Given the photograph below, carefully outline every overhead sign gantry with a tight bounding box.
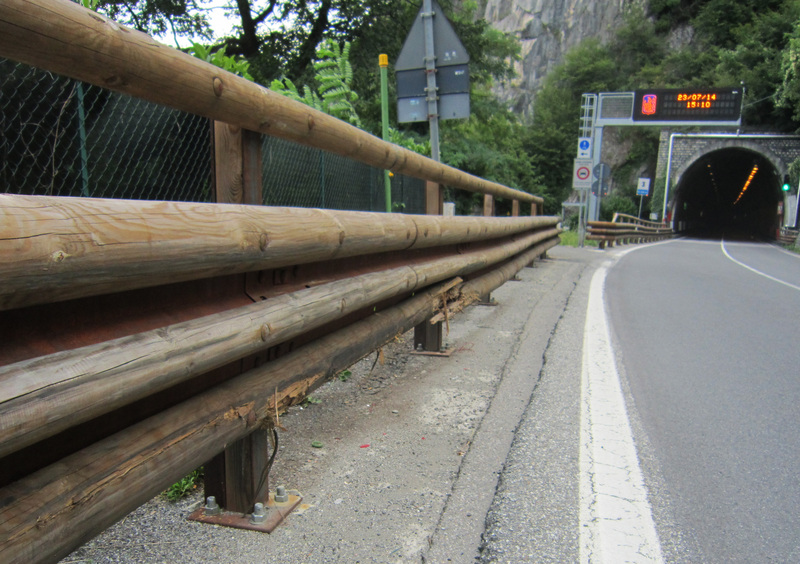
[573,87,744,234]
[594,87,743,127]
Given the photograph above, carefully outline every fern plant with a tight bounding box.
[270,39,433,157]
[271,40,361,127]
[189,42,254,81]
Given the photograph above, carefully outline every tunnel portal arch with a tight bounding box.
[669,140,785,240]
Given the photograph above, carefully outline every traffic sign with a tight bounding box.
[577,137,591,159]
[593,163,611,180]
[637,178,651,196]
[573,158,593,189]
[396,0,470,123]
[592,180,609,197]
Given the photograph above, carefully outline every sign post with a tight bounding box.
[396,1,469,353]
[572,158,592,245]
[637,177,650,218]
[582,87,743,223]
[379,54,391,212]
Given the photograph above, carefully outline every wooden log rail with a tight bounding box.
[778,227,798,246]
[0,194,552,311]
[0,193,561,563]
[0,233,556,563]
[0,194,559,458]
[0,1,559,560]
[0,0,542,210]
[587,213,673,249]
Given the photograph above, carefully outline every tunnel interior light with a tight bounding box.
[733,164,759,205]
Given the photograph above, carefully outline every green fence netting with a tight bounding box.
[1,58,425,213]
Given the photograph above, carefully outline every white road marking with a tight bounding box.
[580,259,664,564]
[721,240,800,292]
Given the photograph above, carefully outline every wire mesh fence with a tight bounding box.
[1,57,425,213]
[0,58,212,202]
[261,135,425,213]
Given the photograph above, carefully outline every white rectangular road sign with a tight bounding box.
[577,137,592,159]
[573,159,593,190]
[637,177,651,196]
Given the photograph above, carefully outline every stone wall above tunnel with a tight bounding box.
[655,131,800,186]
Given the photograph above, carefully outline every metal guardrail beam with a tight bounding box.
[0,235,560,564]
[0,219,559,458]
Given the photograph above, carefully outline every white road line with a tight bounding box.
[720,240,800,292]
[579,260,663,564]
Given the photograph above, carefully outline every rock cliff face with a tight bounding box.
[480,0,640,115]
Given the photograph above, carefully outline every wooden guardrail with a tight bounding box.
[777,227,798,246]
[0,1,556,562]
[587,212,673,249]
[0,198,559,564]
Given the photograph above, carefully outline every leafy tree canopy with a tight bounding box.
[92,0,211,43]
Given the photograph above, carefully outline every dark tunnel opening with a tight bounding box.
[671,148,783,240]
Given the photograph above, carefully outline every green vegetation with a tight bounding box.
[559,230,598,248]
[189,42,254,80]
[164,467,203,501]
[530,0,800,217]
[271,40,361,126]
[88,0,800,217]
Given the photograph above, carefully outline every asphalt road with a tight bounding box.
[605,239,800,563]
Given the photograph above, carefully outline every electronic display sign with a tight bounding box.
[633,88,742,123]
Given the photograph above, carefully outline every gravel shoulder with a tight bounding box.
[62,245,598,564]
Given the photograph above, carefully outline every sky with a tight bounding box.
[204,0,237,39]
[156,0,237,48]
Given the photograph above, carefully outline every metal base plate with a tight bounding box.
[188,493,302,533]
[409,348,453,357]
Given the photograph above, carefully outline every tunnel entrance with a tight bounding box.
[672,148,783,240]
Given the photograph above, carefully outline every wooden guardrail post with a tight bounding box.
[414,181,445,352]
[206,121,268,514]
[479,194,497,301]
[512,200,520,217]
[213,122,263,205]
[483,194,494,217]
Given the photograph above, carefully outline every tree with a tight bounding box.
[92,0,211,44]
[777,20,800,122]
[523,39,619,212]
